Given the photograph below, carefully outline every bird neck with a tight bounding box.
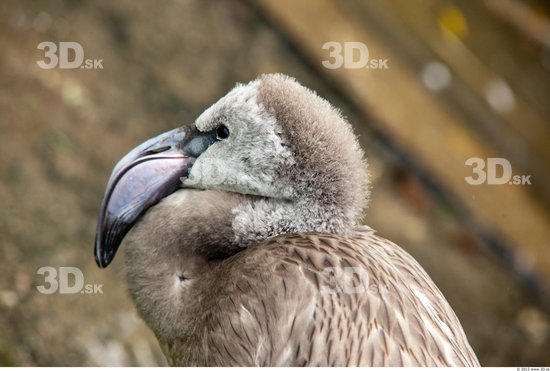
[231,193,354,248]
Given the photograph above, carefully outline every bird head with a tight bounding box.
[94,73,369,268]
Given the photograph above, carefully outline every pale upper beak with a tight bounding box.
[94,124,217,268]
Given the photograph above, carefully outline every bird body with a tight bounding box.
[95,74,479,366]
[124,190,478,366]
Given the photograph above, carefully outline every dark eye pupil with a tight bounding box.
[216,125,230,140]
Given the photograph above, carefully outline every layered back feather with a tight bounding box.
[165,226,479,366]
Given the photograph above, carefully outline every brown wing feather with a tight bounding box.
[179,226,479,366]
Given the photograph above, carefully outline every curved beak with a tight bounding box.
[94,124,216,268]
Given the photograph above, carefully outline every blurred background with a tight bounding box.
[0,0,549,366]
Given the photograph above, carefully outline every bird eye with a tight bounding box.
[216,125,230,140]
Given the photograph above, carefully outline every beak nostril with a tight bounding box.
[141,146,171,156]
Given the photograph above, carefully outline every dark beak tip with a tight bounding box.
[94,238,109,269]
[95,255,105,269]
[95,250,114,269]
